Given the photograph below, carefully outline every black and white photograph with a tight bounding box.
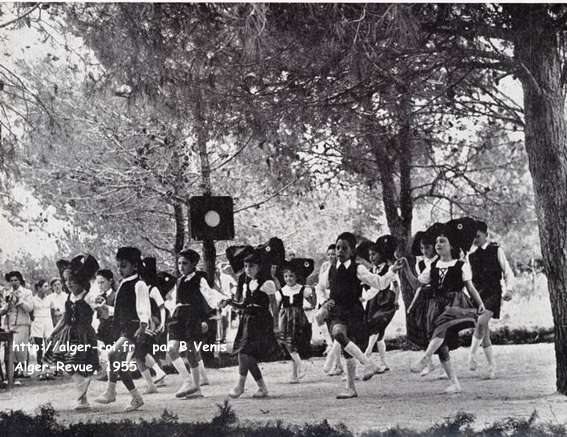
[0,2,565,436]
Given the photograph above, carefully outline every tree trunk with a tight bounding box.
[195,85,217,285]
[511,5,567,394]
[368,92,415,310]
[173,202,185,253]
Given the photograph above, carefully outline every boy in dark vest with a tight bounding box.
[95,247,150,412]
[468,221,514,379]
[319,232,404,399]
[167,249,226,399]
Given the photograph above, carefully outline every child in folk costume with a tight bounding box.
[467,220,515,379]
[95,247,150,412]
[221,249,279,399]
[151,270,176,383]
[318,232,404,399]
[94,270,117,346]
[278,258,315,383]
[167,249,225,399]
[44,255,100,410]
[137,257,168,393]
[361,236,400,372]
[317,244,344,376]
[402,222,485,393]
[406,229,441,377]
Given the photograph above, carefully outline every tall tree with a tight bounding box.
[412,3,567,394]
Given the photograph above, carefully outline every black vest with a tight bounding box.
[280,286,304,308]
[328,261,362,308]
[430,260,465,295]
[469,243,502,292]
[176,271,209,311]
[114,277,141,322]
[236,274,271,310]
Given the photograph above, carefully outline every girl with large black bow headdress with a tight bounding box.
[44,254,100,410]
[220,248,279,399]
[360,236,400,374]
[400,221,485,394]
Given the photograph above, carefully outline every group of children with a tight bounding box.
[26,216,514,409]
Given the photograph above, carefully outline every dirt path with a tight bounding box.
[0,343,564,433]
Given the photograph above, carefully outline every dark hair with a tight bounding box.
[63,269,92,291]
[96,269,116,290]
[96,269,114,281]
[437,233,461,259]
[5,271,25,286]
[35,279,48,292]
[327,244,336,251]
[476,220,488,234]
[336,232,357,251]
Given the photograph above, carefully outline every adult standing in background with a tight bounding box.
[50,277,67,327]
[1,271,34,380]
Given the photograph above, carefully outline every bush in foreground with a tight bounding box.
[0,403,565,437]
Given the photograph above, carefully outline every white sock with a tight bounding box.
[198,360,208,379]
[153,363,165,378]
[107,381,117,395]
[483,345,494,368]
[141,369,155,387]
[470,335,482,359]
[377,340,387,366]
[290,352,302,366]
[172,357,190,379]
[129,387,142,400]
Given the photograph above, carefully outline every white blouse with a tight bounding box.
[418,259,472,285]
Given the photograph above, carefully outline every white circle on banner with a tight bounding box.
[204,210,221,227]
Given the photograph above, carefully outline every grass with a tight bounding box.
[0,404,565,437]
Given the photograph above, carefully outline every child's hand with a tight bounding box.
[392,259,405,272]
[134,325,146,341]
[477,303,485,314]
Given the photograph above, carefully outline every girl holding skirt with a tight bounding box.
[401,224,485,393]
[44,255,100,410]
[221,249,278,399]
[361,236,400,372]
[278,258,314,383]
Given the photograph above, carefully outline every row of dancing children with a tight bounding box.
[44,247,225,411]
[42,219,512,409]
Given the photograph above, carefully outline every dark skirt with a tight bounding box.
[168,305,203,342]
[278,306,311,356]
[133,331,157,359]
[425,290,478,351]
[329,303,368,355]
[479,288,502,319]
[233,307,279,361]
[406,287,431,350]
[365,289,397,340]
[44,323,99,376]
[97,317,116,345]
[112,319,139,340]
